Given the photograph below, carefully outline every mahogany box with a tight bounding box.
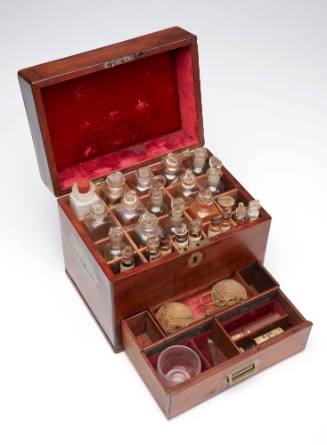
[18,27,312,418]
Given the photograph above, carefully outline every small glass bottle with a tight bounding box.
[103,171,125,204]
[217,195,235,232]
[120,246,135,272]
[82,201,114,241]
[136,166,151,194]
[209,156,222,170]
[247,200,261,221]
[188,188,218,222]
[159,234,172,256]
[192,147,208,175]
[163,152,181,182]
[104,226,126,260]
[189,219,202,246]
[148,175,167,216]
[175,223,188,248]
[115,190,143,225]
[169,197,185,234]
[69,177,100,219]
[134,212,163,245]
[235,202,247,223]
[207,214,223,237]
[146,235,161,262]
[207,167,223,195]
[179,169,197,198]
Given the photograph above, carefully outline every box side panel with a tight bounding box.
[168,322,312,418]
[58,204,118,350]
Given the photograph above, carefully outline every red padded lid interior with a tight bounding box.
[40,45,201,192]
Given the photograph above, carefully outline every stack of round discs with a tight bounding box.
[156,302,193,333]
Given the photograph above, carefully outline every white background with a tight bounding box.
[1,1,326,444]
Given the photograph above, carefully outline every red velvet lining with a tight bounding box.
[221,301,286,335]
[41,46,199,191]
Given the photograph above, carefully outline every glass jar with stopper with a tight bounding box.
[169,197,185,234]
[82,201,115,241]
[217,195,235,232]
[163,152,181,183]
[103,226,126,261]
[148,175,168,216]
[192,147,208,175]
[115,190,143,225]
[247,200,261,221]
[120,246,135,272]
[174,223,189,249]
[69,177,100,219]
[103,171,126,204]
[177,168,198,199]
[187,188,218,222]
[134,212,163,245]
[135,165,151,194]
[146,235,161,262]
[189,218,202,246]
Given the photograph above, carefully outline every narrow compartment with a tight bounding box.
[125,311,165,349]
[238,263,278,294]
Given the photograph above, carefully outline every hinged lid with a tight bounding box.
[18,27,204,196]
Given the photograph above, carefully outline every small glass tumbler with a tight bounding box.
[157,345,201,387]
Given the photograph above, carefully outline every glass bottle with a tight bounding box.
[169,197,185,234]
[247,200,261,221]
[235,202,247,223]
[120,246,135,272]
[188,188,218,222]
[103,171,125,204]
[209,156,222,170]
[207,167,223,195]
[82,201,114,241]
[207,214,223,237]
[146,235,161,262]
[104,226,126,261]
[69,177,100,219]
[217,195,235,232]
[115,190,143,225]
[134,212,163,245]
[189,219,202,246]
[159,234,172,256]
[163,152,181,182]
[179,169,197,198]
[175,223,188,248]
[148,175,167,216]
[136,166,151,194]
[192,147,208,175]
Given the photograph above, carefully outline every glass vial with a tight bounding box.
[115,190,143,225]
[188,188,217,222]
[163,152,181,182]
[169,197,185,234]
[146,235,161,262]
[207,167,223,195]
[120,246,135,272]
[175,223,188,248]
[180,169,197,198]
[235,202,247,222]
[148,175,167,216]
[103,171,125,204]
[105,226,125,260]
[209,156,222,170]
[83,201,114,242]
[159,234,172,256]
[192,147,208,175]
[136,166,151,194]
[69,177,100,219]
[217,195,235,232]
[189,219,202,246]
[134,212,163,245]
[207,214,223,237]
[247,200,261,221]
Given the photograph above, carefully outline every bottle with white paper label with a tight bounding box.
[69,177,100,219]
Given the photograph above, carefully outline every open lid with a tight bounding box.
[18,27,204,196]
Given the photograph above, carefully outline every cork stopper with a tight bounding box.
[76,177,90,193]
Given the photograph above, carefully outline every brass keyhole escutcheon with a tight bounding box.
[187,251,204,268]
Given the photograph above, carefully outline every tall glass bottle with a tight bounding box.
[169,197,185,234]
[179,169,198,198]
[207,167,223,195]
[163,152,181,182]
[189,219,202,246]
[103,171,125,204]
[83,201,115,241]
[104,226,126,261]
[134,212,163,245]
[192,147,208,175]
[175,223,188,248]
[115,190,143,225]
[148,175,167,216]
[136,166,151,194]
[217,195,235,232]
[69,177,100,219]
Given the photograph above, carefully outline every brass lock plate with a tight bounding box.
[187,251,204,268]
